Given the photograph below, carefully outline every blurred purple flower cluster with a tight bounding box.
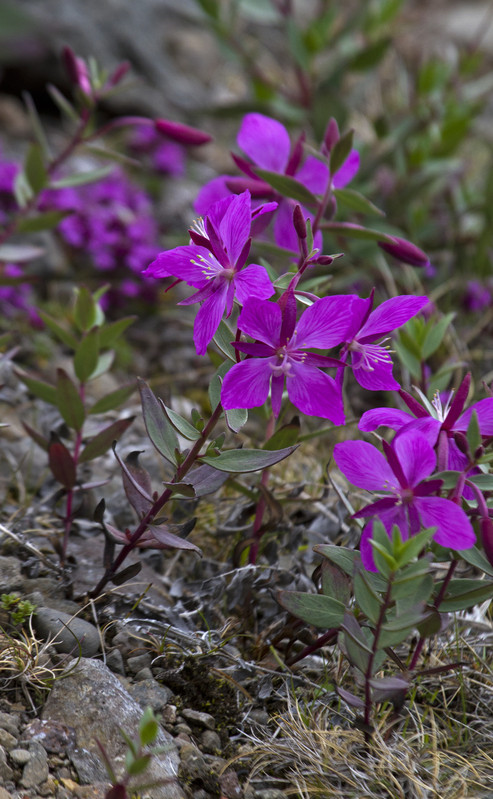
[128,124,186,177]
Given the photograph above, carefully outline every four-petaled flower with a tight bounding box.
[144,190,275,355]
[221,292,352,421]
[338,292,429,391]
[194,113,360,253]
[334,432,476,571]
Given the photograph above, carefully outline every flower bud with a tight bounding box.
[321,118,340,157]
[453,431,470,456]
[293,205,306,239]
[312,255,335,266]
[62,47,91,96]
[378,235,430,268]
[105,61,131,90]
[154,119,212,146]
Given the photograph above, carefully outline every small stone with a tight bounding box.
[0,556,23,592]
[9,747,31,765]
[0,729,17,751]
[219,768,243,799]
[111,628,137,657]
[182,708,215,730]
[38,777,58,796]
[128,677,173,711]
[248,710,269,726]
[126,653,152,673]
[201,729,221,754]
[179,743,207,781]
[22,719,77,754]
[255,791,286,799]
[0,712,19,737]
[193,791,208,799]
[105,648,125,675]
[134,666,154,681]
[162,704,177,724]
[0,788,14,799]
[174,733,192,747]
[33,607,100,657]
[0,745,13,781]
[175,722,192,735]
[20,741,49,788]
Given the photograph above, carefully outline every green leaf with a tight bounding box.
[13,169,33,207]
[111,562,142,586]
[263,417,300,450]
[78,416,134,463]
[466,409,481,457]
[24,143,48,194]
[254,168,319,205]
[48,434,76,489]
[320,560,351,605]
[74,287,98,332]
[74,327,100,383]
[139,708,159,746]
[162,404,201,441]
[322,222,390,242]
[89,382,136,415]
[37,312,78,350]
[333,188,384,217]
[98,316,136,348]
[422,313,455,359]
[394,339,421,381]
[46,84,78,120]
[50,165,114,189]
[22,91,51,159]
[330,129,353,176]
[225,407,248,433]
[342,612,372,673]
[460,546,493,578]
[432,470,462,489]
[126,753,152,777]
[379,608,428,649]
[392,561,433,599]
[200,445,297,473]
[138,379,178,466]
[396,527,436,566]
[354,570,383,624]
[467,473,493,490]
[56,368,85,432]
[438,578,493,611]
[15,369,57,405]
[22,421,49,452]
[17,210,70,233]
[88,351,114,380]
[277,590,345,629]
[349,38,390,71]
[313,544,358,577]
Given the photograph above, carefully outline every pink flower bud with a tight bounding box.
[293,205,306,239]
[62,46,91,95]
[154,119,212,146]
[378,236,430,268]
[321,118,340,156]
[105,61,131,90]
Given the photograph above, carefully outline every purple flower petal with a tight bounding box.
[219,190,251,263]
[333,149,360,188]
[238,298,281,347]
[193,176,234,216]
[193,283,228,355]
[358,295,428,341]
[234,264,274,304]
[273,199,300,253]
[392,432,436,488]
[221,357,273,410]
[237,113,291,173]
[333,440,397,491]
[457,398,493,436]
[358,407,415,432]
[397,416,442,447]
[287,363,345,423]
[295,155,329,195]
[352,349,400,391]
[415,496,476,550]
[296,295,356,350]
[144,245,211,286]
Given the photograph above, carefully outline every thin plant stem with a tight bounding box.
[408,558,458,671]
[363,578,393,740]
[89,401,224,598]
[249,413,275,564]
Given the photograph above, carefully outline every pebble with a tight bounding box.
[105,648,125,675]
[0,789,13,799]
[20,741,49,788]
[128,677,173,711]
[0,555,23,592]
[9,748,31,765]
[134,666,154,681]
[0,730,17,751]
[0,745,13,781]
[0,712,19,737]
[126,652,152,673]
[175,722,193,735]
[201,729,221,754]
[182,708,215,730]
[33,607,100,657]
[255,791,286,799]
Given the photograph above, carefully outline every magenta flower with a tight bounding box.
[194,113,359,253]
[221,292,352,421]
[338,292,429,391]
[144,190,275,355]
[333,432,476,571]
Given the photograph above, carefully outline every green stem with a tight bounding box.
[249,413,275,564]
[364,578,393,739]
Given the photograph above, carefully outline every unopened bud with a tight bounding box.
[378,235,430,268]
[293,205,307,239]
[311,255,334,266]
[155,119,212,146]
[62,46,91,96]
[475,444,485,460]
[321,118,340,156]
[453,431,470,456]
[105,60,131,90]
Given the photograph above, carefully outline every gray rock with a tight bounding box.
[105,648,125,675]
[33,607,100,657]
[181,708,215,730]
[0,745,13,781]
[201,730,221,754]
[9,748,31,765]
[20,742,49,789]
[126,653,152,674]
[43,657,183,798]
[0,712,19,737]
[0,556,22,592]
[128,677,173,711]
[0,729,17,751]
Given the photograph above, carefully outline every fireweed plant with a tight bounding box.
[4,49,493,737]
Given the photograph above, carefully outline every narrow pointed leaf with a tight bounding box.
[74,327,100,382]
[330,129,353,176]
[200,445,297,473]
[79,417,135,463]
[354,570,382,624]
[254,168,319,205]
[74,287,98,332]
[438,578,493,611]
[22,421,49,452]
[263,417,300,450]
[225,407,248,433]
[56,369,85,431]
[333,188,384,216]
[48,435,76,489]
[37,312,78,349]
[111,562,142,586]
[313,544,359,576]
[24,143,48,194]
[15,370,57,405]
[51,165,114,189]
[138,378,178,466]
[89,382,136,414]
[98,316,136,348]
[161,403,201,441]
[17,210,71,233]
[277,590,345,628]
